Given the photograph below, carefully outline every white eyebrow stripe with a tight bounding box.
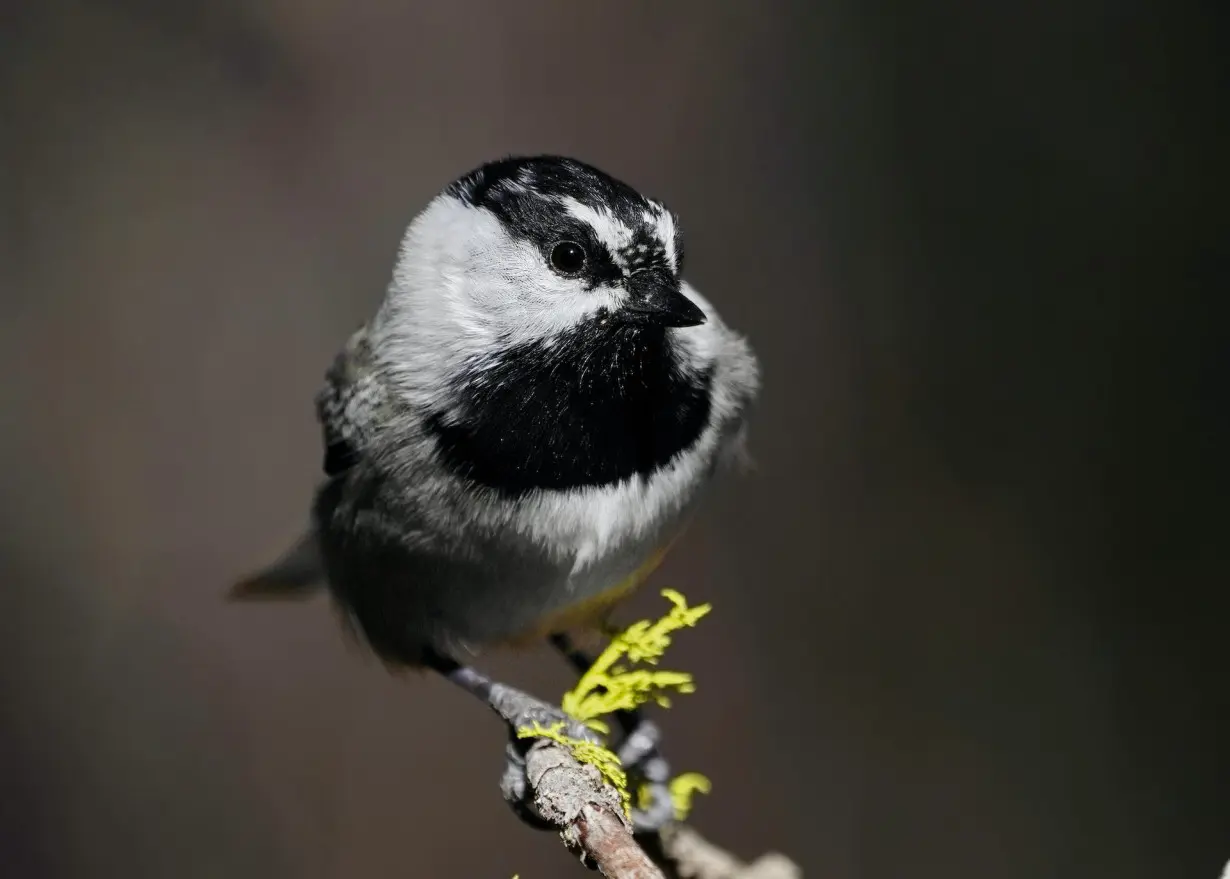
[653,210,678,271]
[560,194,681,273]
[559,196,635,263]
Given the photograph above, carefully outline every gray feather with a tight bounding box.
[229,530,324,599]
[232,158,762,665]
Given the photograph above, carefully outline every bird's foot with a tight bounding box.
[497,699,676,833]
[492,683,601,830]
[423,649,595,829]
[425,647,678,833]
[494,683,681,833]
[545,632,679,833]
[615,714,677,834]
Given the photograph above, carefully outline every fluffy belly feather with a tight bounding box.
[499,539,676,647]
[315,454,706,665]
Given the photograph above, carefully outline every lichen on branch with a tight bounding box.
[517,588,714,819]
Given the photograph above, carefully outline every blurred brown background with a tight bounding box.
[1,1,1225,877]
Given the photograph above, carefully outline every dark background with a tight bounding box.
[1,1,1225,877]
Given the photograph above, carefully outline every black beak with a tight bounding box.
[621,270,707,328]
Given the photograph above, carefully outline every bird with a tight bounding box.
[231,155,760,829]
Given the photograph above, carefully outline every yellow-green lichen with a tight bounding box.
[635,770,712,821]
[517,589,714,819]
[668,772,712,820]
[515,720,629,812]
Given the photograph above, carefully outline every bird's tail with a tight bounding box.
[228,529,325,600]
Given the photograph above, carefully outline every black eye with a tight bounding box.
[550,241,587,275]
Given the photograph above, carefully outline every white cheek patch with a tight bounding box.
[390,196,628,352]
[468,234,623,342]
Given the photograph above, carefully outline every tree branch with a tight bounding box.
[520,738,802,879]
[650,824,803,879]
[523,738,664,878]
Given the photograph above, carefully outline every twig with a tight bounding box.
[519,738,802,879]
[649,824,802,879]
[523,738,665,878]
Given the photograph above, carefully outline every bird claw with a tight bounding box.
[488,683,601,830]
[617,717,677,833]
[630,779,676,834]
[488,680,601,743]
[499,723,676,834]
[424,650,660,832]
[499,738,556,830]
[491,689,676,834]
[430,650,679,834]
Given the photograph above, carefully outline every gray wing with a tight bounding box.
[229,326,385,600]
[315,324,387,477]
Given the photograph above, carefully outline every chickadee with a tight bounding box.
[232,155,760,828]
